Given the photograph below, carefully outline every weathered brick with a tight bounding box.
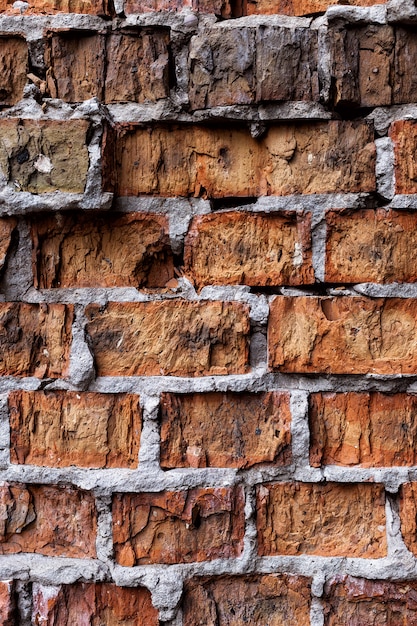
[85,301,249,376]
[269,296,417,375]
[310,392,417,467]
[9,390,141,468]
[182,574,311,626]
[0,218,17,274]
[0,581,15,626]
[245,0,383,15]
[189,26,318,109]
[31,212,174,288]
[0,303,72,378]
[394,27,417,105]
[0,483,96,558]
[0,37,28,107]
[160,391,292,469]
[323,576,417,625]
[112,487,244,565]
[391,121,417,194]
[325,209,417,283]
[124,0,231,15]
[400,483,417,557]
[105,31,170,103]
[184,211,313,288]
[330,26,394,108]
[33,582,158,625]
[105,121,375,198]
[257,482,387,557]
[46,32,106,101]
[0,119,89,193]
[0,0,112,14]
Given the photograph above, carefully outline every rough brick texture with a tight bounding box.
[323,577,417,625]
[31,212,174,288]
[46,30,169,103]
[184,211,314,288]
[160,391,292,468]
[106,121,375,197]
[245,0,383,15]
[112,487,245,565]
[189,26,319,109]
[9,390,141,468]
[0,582,15,626]
[0,37,28,107]
[269,296,417,374]
[32,583,158,625]
[0,483,96,557]
[0,119,89,193]
[0,303,72,377]
[85,301,250,376]
[325,209,417,283]
[182,574,312,626]
[0,0,112,12]
[391,121,417,194]
[257,482,387,557]
[310,392,417,467]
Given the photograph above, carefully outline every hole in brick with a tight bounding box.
[210,197,257,211]
[191,504,202,529]
[228,0,246,17]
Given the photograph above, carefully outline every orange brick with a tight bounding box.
[160,391,292,469]
[268,296,417,375]
[245,0,383,15]
[112,487,244,565]
[391,121,417,194]
[9,390,141,468]
[184,211,314,288]
[0,0,112,14]
[310,392,417,467]
[105,31,170,103]
[85,301,249,377]
[0,218,17,273]
[33,583,158,625]
[183,574,311,626]
[325,209,417,283]
[0,303,72,378]
[124,0,231,15]
[0,582,14,626]
[399,483,417,557]
[0,119,89,193]
[257,482,387,558]
[31,212,174,288]
[46,32,106,101]
[323,576,417,625]
[105,121,375,198]
[0,37,28,106]
[0,483,96,558]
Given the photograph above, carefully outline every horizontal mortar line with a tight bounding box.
[0,191,113,216]
[0,554,108,582]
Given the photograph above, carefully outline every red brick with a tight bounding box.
[0,483,96,558]
[310,392,417,467]
[160,391,292,469]
[323,576,417,625]
[46,32,106,101]
[391,121,417,194]
[183,574,311,626]
[31,212,174,288]
[257,482,387,557]
[268,296,417,375]
[245,0,383,14]
[325,209,417,284]
[399,483,417,557]
[9,390,141,468]
[105,121,375,198]
[33,582,158,625]
[105,31,170,103]
[0,303,72,378]
[85,301,249,377]
[0,0,112,14]
[112,487,244,565]
[184,211,314,288]
[124,0,231,15]
[0,218,17,274]
[0,119,90,193]
[0,581,15,626]
[0,37,28,106]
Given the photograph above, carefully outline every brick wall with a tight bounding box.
[0,0,416,622]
